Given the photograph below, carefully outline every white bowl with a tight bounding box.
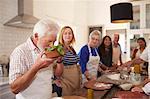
[119,83,133,90]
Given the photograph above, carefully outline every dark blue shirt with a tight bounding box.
[78,45,98,74]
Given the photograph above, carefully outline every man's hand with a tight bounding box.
[121,61,132,67]
[131,86,143,93]
[56,57,63,63]
[33,52,55,70]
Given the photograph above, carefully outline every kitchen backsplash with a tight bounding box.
[0,0,32,56]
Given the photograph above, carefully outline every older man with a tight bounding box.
[112,34,122,66]
[9,18,63,99]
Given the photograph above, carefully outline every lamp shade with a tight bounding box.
[110,2,133,23]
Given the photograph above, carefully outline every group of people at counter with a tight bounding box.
[8,18,150,99]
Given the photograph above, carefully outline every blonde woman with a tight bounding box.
[58,26,80,96]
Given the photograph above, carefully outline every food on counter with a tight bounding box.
[106,73,120,80]
[94,82,112,88]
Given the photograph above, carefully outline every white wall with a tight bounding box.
[33,0,131,52]
[0,0,132,57]
[0,0,32,56]
[34,0,88,52]
[87,0,129,36]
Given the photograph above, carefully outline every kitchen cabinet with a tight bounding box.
[0,83,15,99]
[130,1,150,29]
[125,1,150,60]
[130,5,140,29]
[146,4,150,28]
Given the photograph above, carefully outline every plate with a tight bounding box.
[84,80,113,90]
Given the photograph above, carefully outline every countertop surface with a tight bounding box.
[0,77,9,86]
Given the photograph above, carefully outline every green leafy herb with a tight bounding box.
[45,44,65,56]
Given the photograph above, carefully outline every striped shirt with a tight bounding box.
[9,37,40,84]
[63,50,80,66]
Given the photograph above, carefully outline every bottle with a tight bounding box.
[130,66,141,85]
[87,89,94,99]
[130,67,135,82]
[120,67,129,80]
[134,64,141,74]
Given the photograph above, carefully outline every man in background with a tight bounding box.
[112,33,122,66]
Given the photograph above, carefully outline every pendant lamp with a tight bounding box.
[111,2,133,23]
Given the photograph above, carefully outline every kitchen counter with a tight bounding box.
[0,77,15,99]
[0,77,9,86]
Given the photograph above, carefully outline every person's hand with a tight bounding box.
[109,66,117,71]
[56,56,63,63]
[90,76,97,81]
[85,71,90,79]
[117,66,124,71]
[121,61,132,67]
[103,69,111,73]
[33,52,56,70]
[112,63,118,67]
[54,79,62,87]
[84,71,96,80]
[131,86,143,93]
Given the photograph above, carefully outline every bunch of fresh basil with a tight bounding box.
[45,44,65,56]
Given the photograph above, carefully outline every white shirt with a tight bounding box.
[142,82,150,95]
[140,44,150,78]
[139,44,150,95]
[113,44,121,65]
[9,38,53,99]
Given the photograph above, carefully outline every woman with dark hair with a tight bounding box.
[98,36,113,67]
[97,36,116,76]
[131,37,147,59]
[131,37,148,75]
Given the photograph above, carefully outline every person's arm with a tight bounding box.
[119,44,123,65]
[54,57,64,77]
[119,52,123,65]
[10,52,55,94]
[132,81,150,95]
[78,45,89,74]
[131,48,138,60]
[139,78,150,87]
[99,61,108,70]
[131,57,145,66]
[121,57,144,67]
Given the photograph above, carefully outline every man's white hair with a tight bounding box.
[33,18,60,37]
